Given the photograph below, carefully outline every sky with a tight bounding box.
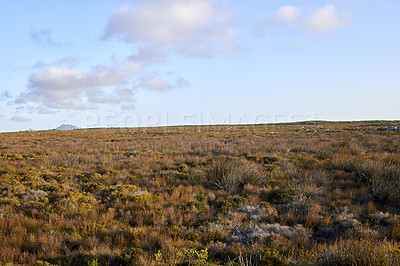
[0,0,399,132]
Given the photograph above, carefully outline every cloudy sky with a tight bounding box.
[1,0,399,131]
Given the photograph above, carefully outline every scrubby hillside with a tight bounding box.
[1,122,400,265]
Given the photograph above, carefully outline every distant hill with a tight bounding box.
[56,124,80,131]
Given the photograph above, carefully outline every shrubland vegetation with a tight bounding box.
[0,121,400,265]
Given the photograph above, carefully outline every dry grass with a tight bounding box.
[0,122,399,265]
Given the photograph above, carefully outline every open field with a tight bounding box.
[1,121,400,265]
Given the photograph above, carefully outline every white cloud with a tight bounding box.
[30,28,68,47]
[121,104,136,110]
[36,106,56,114]
[33,56,79,70]
[142,79,171,91]
[276,6,302,22]
[175,77,190,88]
[17,59,141,110]
[0,90,11,100]
[138,76,190,91]
[303,5,350,33]
[257,4,352,35]
[55,56,79,67]
[128,46,168,64]
[102,0,239,58]
[11,115,31,122]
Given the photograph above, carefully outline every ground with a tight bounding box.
[1,121,400,265]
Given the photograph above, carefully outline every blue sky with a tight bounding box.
[0,0,399,131]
